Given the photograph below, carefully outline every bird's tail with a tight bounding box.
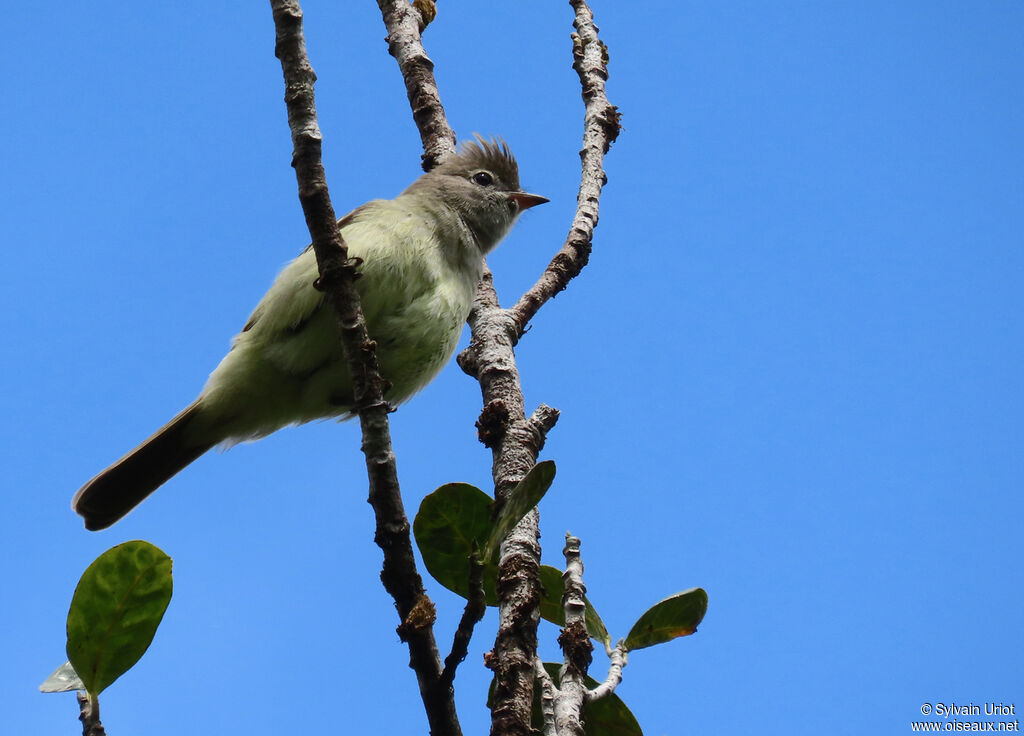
[73,401,215,530]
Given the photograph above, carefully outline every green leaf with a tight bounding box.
[413,483,499,604]
[489,663,643,736]
[66,540,173,696]
[485,460,556,560]
[538,565,611,647]
[413,479,610,649]
[39,661,85,693]
[624,588,707,651]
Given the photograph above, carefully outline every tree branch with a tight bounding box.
[373,2,615,733]
[535,658,558,736]
[454,267,545,736]
[455,1,618,732]
[439,551,487,689]
[552,533,591,736]
[76,693,105,736]
[269,3,459,734]
[376,0,456,169]
[585,641,627,702]
[509,0,621,333]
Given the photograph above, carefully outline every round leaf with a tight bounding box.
[413,483,499,604]
[624,588,707,651]
[66,540,173,696]
[413,481,610,647]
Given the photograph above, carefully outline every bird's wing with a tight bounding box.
[240,202,375,335]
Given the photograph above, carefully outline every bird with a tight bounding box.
[73,137,547,530]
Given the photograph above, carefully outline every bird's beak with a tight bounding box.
[509,192,549,211]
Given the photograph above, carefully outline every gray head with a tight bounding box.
[405,137,548,253]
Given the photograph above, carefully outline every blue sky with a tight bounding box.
[3,2,1021,734]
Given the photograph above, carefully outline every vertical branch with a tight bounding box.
[535,659,558,736]
[373,1,618,733]
[456,1,618,733]
[459,271,550,736]
[269,2,460,734]
[76,693,105,736]
[553,533,592,736]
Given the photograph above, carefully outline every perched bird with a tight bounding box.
[73,138,547,530]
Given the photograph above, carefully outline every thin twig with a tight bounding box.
[269,3,459,734]
[553,533,592,736]
[586,641,628,702]
[439,551,487,688]
[509,0,621,333]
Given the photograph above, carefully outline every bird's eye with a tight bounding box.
[471,171,494,186]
